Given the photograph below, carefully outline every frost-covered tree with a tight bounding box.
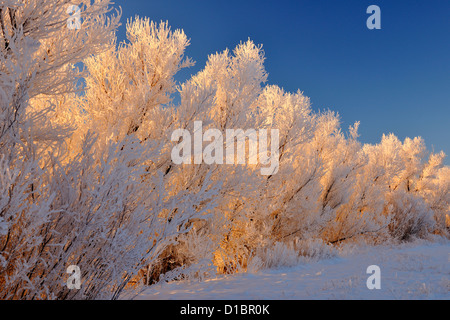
[0,3,214,299]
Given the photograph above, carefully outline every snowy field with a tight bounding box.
[132,240,449,300]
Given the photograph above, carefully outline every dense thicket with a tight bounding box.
[1,1,448,299]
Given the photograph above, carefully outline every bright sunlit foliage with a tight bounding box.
[0,1,448,299]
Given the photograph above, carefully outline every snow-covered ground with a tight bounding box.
[132,240,449,300]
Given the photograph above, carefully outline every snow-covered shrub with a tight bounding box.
[387,191,435,241]
[247,239,336,272]
[247,242,301,272]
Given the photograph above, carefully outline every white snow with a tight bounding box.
[132,240,449,300]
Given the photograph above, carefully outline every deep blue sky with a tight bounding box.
[113,0,450,163]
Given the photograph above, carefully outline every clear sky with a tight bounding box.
[113,0,450,163]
